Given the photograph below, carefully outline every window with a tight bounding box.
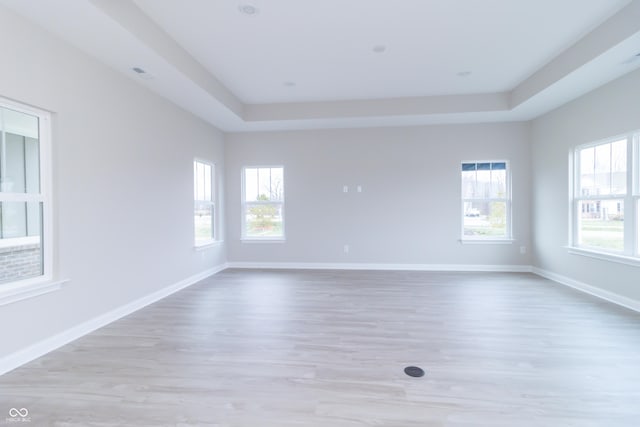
[461,161,511,240]
[0,99,51,286]
[194,160,215,246]
[242,166,284,240]
[572,133,639,258]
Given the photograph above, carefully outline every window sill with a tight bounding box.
[0,236,40,249]
[241,238,286,244]
[194,240,224,251]
[566,246,640,268]
[0,278,69,307]
[459,238,514,245]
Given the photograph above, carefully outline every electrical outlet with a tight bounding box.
[520,246,526,255]
[344,244,350,253]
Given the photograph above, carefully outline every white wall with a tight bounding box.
[0,7,226,359]
[531,68,640,303]
[225,123,531,267]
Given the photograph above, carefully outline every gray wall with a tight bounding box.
[0,7,226,358]
[225,123,531,266]
[531,68,640,302]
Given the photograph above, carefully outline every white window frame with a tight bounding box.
[460,160,513,243]
[193,159,216,248]
[570,132,639,264]
[241,165,285,241]
[0,97,63,307]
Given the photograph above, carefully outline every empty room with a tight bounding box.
[1,0,640,425]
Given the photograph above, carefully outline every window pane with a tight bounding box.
[244,168,258,202]
[194,161,212,202]
[193,161,213,201]
[462,169,476,198]
[194,161,214,244]
[463,201,507,237]
[194,161,201,200]
[25,137,40,194]
[477,168,491,198]
[258,168,271,200]
[3,107,39,139]
[594,143,611,195]
[2,134,41,194]
[5,133,26,193]
[579,147,595,196]
[245,203,283,238]
[0,201,43,284]
[1,200,26,238]
[270,167,284,201]
[491,168,506,198]
[578,199,624,251]
[194,202,213,244]
[1,108,40,194]
[637,143,640,194]
[203,163,212,201]
[610,139,626,195]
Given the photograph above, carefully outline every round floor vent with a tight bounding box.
[404,366,425,377]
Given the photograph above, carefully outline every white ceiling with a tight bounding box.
[1,0,640,132]
[135,0,630,103]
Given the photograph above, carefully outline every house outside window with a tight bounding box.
[461,161,511,241]
[572,134,639,258]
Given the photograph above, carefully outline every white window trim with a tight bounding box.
[569,132,639,262]
[460,160,513,243]
[0,278,69,307]
[0,97,58,305]
[634,133,640,256]
[459,239,514,245]
[566,246,640,268]
[194,240,224,251]
[241,165,285,242]
[193,159,218,248]
[240,238,286,244]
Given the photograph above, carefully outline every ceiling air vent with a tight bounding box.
[131,67,154,80]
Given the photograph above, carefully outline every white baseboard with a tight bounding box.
[532,267,640,313]
[227,261,533,273]
[0,264,227,376]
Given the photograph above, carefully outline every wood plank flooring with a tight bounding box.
[1,269,639,426]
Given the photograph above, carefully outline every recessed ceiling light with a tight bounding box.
[238,4,259,15]
[283,81,296,87]
[457,71,472,77]
[372,45,387,53]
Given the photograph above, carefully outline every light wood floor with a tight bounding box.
[1,269,640,426]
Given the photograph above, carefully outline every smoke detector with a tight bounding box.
[238,4,259,15]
